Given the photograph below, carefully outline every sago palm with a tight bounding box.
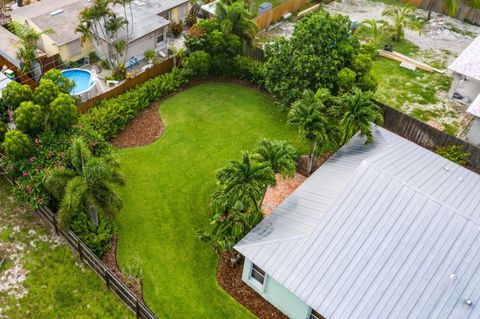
[338,88,384,145]
[253,139,298,179]
[213,152,275,212]
[43,139,125,229]
[288,90,331,174]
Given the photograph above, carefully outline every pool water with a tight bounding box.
[61,69,95,95]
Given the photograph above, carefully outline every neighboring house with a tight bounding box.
[11,0,190,64]
[235,127,480,319]
[0,25,22,68]
[0,71,12,97]
[10,0,92,62]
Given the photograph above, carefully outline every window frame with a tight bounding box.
[308,309,325,319]
[249,263,266,288]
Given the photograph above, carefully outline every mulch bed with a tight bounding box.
[217,253,288,319]
[102,235,143,300]
[111,102,164,148]
[297,152,333,176]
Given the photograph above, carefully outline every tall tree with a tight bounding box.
[212,152,275,212]
[216,1,258,48]
[337,88,384,145]
[43,139,124,229]
[9,22,52,74]
[76,0,133,78]
[288,90,332,175]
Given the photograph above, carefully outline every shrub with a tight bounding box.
[435,145,470,166]
[48,93,78,132]
[169,20,184,37]
[337,67,356,92]
[80,67,190,139]
[186,13,197,27]
[2,130,33,160]
[144,49,157,62]
[88,51,99,63]
[2,81,34,110]
[42,69,75,94]
[231,55,265,85]
[70,211,114,257]
[183,51,211,78]
[14,101,44,136]
[34,79,60,107]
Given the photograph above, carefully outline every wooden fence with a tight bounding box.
[402,0,480,25]
[253,0,311,30]
[77,57,175,114]
[374,100,480,169]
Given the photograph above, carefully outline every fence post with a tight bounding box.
[77,238,83,260]
[105,268,110,288]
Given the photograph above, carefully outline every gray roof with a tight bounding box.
[0,72,12,97]
[0,25,21,67]
[236,127,480,319]
[11,0,83,19]
[449,35,480,81]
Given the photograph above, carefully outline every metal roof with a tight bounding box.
[449,35,480,81]
[235,126,480,319]
[0,25,21,67]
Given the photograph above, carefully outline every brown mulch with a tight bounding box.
[297,152,333,176]
[217,254,288,319]
[262,174,307,216]
[102,235,143,300]
[110,102,164,148]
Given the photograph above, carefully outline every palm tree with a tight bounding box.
[338,88,384,145]
[213,152,275,212]
[426,0,462,20]
[382,5,421,42]
[216,1,258,48]
[253,139,297,178]
[357,19,390,48]
[43,139,124,229]
[288,90,331,175]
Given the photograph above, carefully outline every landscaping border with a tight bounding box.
[1,174,159,319]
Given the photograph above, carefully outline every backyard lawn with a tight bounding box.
[115,83,306,318]
[0,178,132,319]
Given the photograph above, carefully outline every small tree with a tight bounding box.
[48,93,79,132]
[42,69,75,94]
[288,90,332,174]
[34,79,60,107]
[357,19,390,48]
[2,81,34,110]
[9,22,52,74]
[337,88,384,145]
[43,138,124,229]
[14,101,44,136]
[253,139,297,178]
[216,1,258,48]
[2,130,32,160]
[382,5,421,42]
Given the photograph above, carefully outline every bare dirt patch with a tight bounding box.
[217,254,287,319]
[111,102,164,148]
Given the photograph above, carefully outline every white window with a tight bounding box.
[178,4,188,19]
[309,309,324,319]
[250,264,265,285]
[157,33,164,45]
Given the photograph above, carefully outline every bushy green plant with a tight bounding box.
[183,50,211,78]
[231,55,264,85]
[0,120,6,143]
[34,79,60,107]
[186,13,197,27]
[2,81,34,110]
[14,101,44,136]
[144,49,157,62]
[48,93,78,132]
[337,67,356,93]
[70,211,114,257]
[435,145,470,166]
[42,69,75,94]
[2,130,33,160]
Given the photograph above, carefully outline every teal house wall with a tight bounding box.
[242,258,311,319]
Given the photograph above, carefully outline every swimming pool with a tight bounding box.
[61,69,96,95]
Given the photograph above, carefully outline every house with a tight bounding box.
[235,126,480,319]
[10,0,91,62]
[0,71,12,97]
[11,0,190,64]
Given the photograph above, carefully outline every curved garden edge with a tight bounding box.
[110,78,270,148]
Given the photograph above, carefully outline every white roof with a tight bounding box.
[236,127,480,319]
[468,94,480,117]
[0,73,12,98]
[449,35,480,81]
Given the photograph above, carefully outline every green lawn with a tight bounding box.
[0,178,132,319]
[115,83,305,318]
